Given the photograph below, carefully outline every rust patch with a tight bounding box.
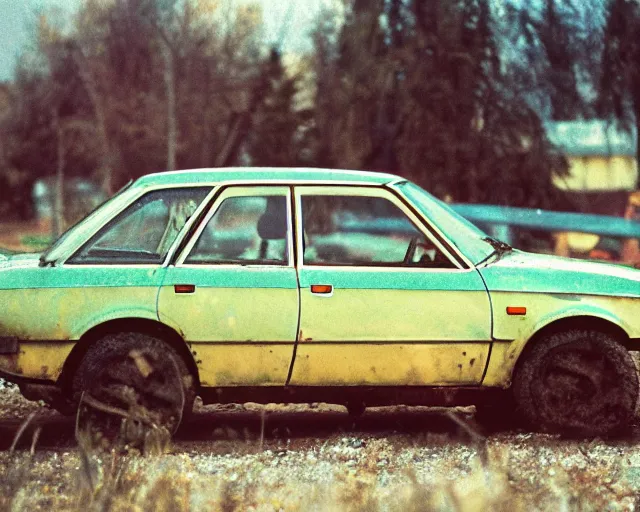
[297,329,313,342]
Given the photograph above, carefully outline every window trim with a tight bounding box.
[388,182,476,268]
[64,185,213,267]
[59,184,215,267]
[293,186,463,270]
[176,185,294,268]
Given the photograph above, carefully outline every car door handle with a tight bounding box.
[174,284,196,294]
[310,284,333,296]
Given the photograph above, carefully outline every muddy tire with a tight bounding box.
[513,329,639,437]
[73,333,195,450]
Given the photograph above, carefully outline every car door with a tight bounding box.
[157,186,299,387]
[288,186,492,386]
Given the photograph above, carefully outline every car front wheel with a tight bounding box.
[513,329,639,437]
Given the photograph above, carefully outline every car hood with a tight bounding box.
[479,250,640,298]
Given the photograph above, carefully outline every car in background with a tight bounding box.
[0,168,638,447]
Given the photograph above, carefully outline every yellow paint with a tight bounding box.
[289,343,487,385]
[289,288,492,385]
[158,287,298,341]
[15,341,75,381]
[298,289,491,342]
[553,155,637,191]
[158,271,298,387]
[481,342,514,387]
[192,343,294,386]
[0,287,159,341]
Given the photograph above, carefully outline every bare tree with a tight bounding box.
[51,107,65,238]
[72,46,115,193]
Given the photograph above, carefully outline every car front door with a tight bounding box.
[157,186,299,387]
[288,186,492,386]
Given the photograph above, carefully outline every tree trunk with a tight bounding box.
[200,60,213,167]
[52,109,65,239]
[73,48,113,194]
[215,113,247,167]
[215,74,268,167]
[635,96,640,190]
[160,39,177,171]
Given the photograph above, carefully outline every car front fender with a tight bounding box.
[483,293,635,387]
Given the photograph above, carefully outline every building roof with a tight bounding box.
[134,167,403,187]
[546,120,637,157]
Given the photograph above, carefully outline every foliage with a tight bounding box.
[599,0,640,166]
[499,0,605,121]
[1,0,638,218]
[0,0,270,222]
[309,0,567,207]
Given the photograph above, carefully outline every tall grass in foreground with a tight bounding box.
[2,444,611,511]
[2,409,634,512]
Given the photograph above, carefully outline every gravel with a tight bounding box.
[2,387,640,511]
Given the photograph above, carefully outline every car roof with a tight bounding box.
[134,167,403,188]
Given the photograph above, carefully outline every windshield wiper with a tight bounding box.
[475,237,513,267]
[483,237,512,253]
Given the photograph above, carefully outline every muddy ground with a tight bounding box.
[2,382,640,511]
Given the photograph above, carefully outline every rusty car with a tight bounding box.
[0,168,639,443]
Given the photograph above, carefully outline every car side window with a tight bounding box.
[68,187,210,264]
[301,195,456,268]
[184,195,288,265]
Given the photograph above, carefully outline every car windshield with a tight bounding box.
[39,181,133,265]
[396,181,494,265]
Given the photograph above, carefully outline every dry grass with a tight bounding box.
[1,386,639,510]
[2,413,639,511]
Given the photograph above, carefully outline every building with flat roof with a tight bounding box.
[547,120,637,192]
[547,120,638,217]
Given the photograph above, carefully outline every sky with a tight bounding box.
[0,0,333,81]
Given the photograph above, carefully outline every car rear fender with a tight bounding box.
[58,316,199,391]
[68,308,160,340]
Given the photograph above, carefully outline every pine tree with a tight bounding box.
[599,0,640,182]
[248,49,302,167]
[309,0,565,207]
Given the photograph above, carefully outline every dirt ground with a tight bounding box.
[2,382,640,511]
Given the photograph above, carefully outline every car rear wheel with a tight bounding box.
[73,333,195,451]
[513,329,639,437]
